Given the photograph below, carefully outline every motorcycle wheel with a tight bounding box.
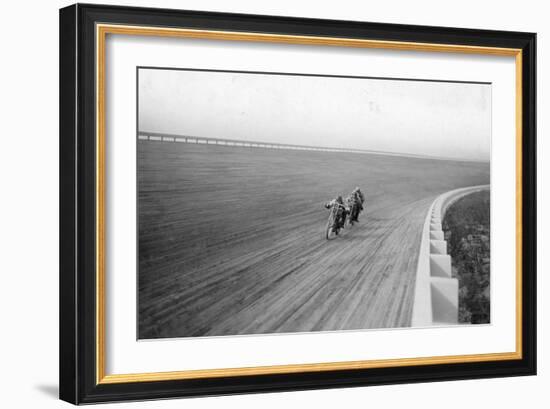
[344,208,353,229]
[325,213,337,240]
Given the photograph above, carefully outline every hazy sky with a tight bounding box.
[138,68,491,161]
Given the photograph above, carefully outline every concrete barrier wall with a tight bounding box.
[411,185,490,327]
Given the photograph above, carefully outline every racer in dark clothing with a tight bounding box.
[324,195,348,233]
[349,187,365,222]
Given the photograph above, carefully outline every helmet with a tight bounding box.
[337,195,343,203]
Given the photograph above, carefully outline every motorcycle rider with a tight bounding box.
[350,187,365,222]
[324,195,348,233]
[345,194,358,225]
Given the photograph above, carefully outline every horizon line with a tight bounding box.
[137,131,490,164]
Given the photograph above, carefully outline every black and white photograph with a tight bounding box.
[137,67,491,340]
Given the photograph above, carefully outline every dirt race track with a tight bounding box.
[138,141,489,339]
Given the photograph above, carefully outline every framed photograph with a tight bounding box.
[59,3,536,404]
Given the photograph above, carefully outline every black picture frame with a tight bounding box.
[60,3,536,404]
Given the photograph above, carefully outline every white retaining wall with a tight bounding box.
[411,185,490,327]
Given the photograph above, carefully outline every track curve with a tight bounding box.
[138,142,489,339]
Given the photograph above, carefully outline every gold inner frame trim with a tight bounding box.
[96,23,523,385]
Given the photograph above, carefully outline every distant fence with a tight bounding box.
[138,131,391,155]
[137,131,476,162]
[411,185,490,327]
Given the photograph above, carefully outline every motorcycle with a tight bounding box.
[347,200,359,226]
[325,202,349,240]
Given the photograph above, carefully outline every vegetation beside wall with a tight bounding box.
[443,191,490,324]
